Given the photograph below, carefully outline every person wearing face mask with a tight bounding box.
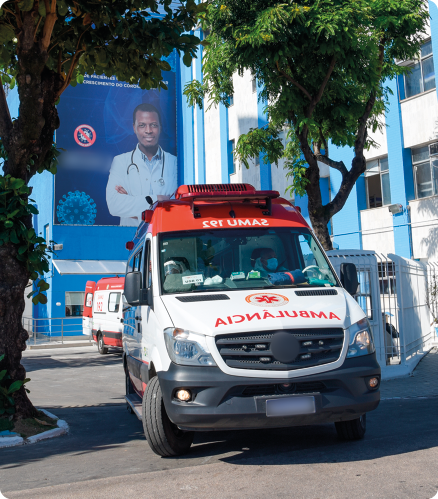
[254,248,287,277]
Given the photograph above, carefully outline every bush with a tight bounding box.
[0,354,30,417]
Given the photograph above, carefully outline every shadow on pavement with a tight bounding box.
[22,351,123,373]
[1,398,437,476]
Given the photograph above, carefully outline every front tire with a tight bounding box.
[97,333,108,355]
[335,414,366,440]
[142,376,194,457]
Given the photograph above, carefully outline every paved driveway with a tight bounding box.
[1,346,438,498]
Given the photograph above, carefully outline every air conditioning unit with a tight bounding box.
[53,244,63,251]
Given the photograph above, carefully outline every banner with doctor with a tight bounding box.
[54,53,177,226]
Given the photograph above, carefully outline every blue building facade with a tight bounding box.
[8,2,438,326]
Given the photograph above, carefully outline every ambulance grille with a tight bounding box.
[241,381,326,397]
[295,289,338,296]
[186,183,249,193]
[215,328,344,371]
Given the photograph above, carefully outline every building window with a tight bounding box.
[65,292,85,317]
[228,139,236,175]
[228,94,234,106]
[365,157,391,208]
[412,143,438,199]
[252,78,257,93]
[404,40,436,99]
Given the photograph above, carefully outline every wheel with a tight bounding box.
[97,333,108,355]
[142,376,194,457]
[335,414,366,440]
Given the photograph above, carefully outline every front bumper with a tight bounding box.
[158,354,381,431]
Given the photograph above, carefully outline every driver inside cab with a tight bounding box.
[254,248,287,277]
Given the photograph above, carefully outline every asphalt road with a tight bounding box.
[1,346,437,499]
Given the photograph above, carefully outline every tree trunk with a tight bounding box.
[0,243,36,419]
[309,214,332,251]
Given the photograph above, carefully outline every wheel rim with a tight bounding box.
[99,337,103,349]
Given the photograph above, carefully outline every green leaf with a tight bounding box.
[7,380,23,394]
[0,25,15,43]
[0,370,6,381]
[17,0,34,11]
[4,220,13,228]
[182,52,192,67]
[57,0,68,16]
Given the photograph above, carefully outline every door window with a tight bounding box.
[108,293,121,313]
[85,292,93,307]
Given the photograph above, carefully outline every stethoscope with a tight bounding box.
[127,146,166,186]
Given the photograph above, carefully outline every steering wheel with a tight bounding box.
[302,265,324,280]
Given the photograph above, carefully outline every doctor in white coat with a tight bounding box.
[106,103,177,226]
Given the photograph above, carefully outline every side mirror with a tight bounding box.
[124,271,142,305]
[340,263,359,296]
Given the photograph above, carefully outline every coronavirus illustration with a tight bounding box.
[56,191,97,225]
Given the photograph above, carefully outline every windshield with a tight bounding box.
[159,227,339,294]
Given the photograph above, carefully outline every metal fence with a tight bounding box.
[23,316,93,346]
[327,250,435,376]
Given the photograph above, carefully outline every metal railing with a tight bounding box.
[23,316,93,346]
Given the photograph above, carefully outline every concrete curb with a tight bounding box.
[0,409,69,449]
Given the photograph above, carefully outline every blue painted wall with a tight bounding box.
[330,143,365,249]
[219,103,229,183]
[385,77,413,258]
[178,53,195,185]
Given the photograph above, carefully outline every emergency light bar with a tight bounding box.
[175,183,280,217]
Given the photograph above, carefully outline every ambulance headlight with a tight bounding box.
[346,318,375,358]
[164,328,217,367]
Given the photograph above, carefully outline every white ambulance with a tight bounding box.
[123,184,380,457]
[82,277,125,354]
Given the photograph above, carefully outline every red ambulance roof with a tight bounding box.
[148,184,308,237]
[95,277,125,291]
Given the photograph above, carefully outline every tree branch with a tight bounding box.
[56,26,90,96]
[14,0,22,28]
[306,55,336,117]
[315,154,348,177]
[276,61,312,101]
[41,0,57,52]
[0,75,13,149]
[318,127,328,156]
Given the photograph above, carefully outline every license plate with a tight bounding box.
[266,396,316,417]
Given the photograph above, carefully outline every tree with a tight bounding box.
[184,0,429,250]
[0,0,203,419]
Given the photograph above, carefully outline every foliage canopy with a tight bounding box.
[185,0,429,248]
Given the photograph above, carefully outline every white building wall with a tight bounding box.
[401,90,438,148]
[228,70,260,188]
[365,120,388,160]
[410,197,438,260]
[204,98,223,184]
[360,207,395,254]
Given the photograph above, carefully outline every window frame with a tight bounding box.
[228,139,236,175]
[364,156,391,209]
[65,291,85,317]
[412,142,438,200]
[403,39,436,99]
